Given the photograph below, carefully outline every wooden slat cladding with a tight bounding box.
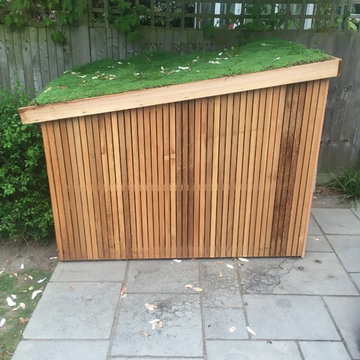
[42,79,330,260]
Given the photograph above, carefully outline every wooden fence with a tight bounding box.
[0,23,359,174]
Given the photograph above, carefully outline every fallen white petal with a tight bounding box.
[145,303,158,311]
[11,294,17,299]
[209,61,220,64]
[172,259,182,263]
[185,284,203,292]
[6,297,16,307]
[311,237,320,241]
[226,264,234,269]
[0,318,6,328]
[28,275,33,280]
[185,284,194,289]
[31,290,42,300]
[49,257,58,260]
[20,263,24,270]
[178,66,189,70]
[20,303,26,309]
[275,57,281,60]
[247,326,256,336]
[228,326,237,333]
[218,52,223,56]
[238,257,249,262]
[149,319,161,324]
[37,277,46,283]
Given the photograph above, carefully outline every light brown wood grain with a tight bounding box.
[35,76,335,260]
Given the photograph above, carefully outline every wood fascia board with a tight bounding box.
[19,58,341,124]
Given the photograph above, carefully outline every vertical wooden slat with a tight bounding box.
[156,106,165,258]
[220,94,234,257]
[257,88,274,257]
[226,93,240,256]
[150,107,160,258]
[86,116,105,259]
[181,101,189,257]
[209,96,221,257]
[169,103,177,258]
[98,114,113,258]
[232,92,246,257]
[188,100,195,258]
[51,121,73,260]
[264,86,287,256]
[199,99,208,257]
[215,95,227,257]
[204,97,214,257]
[79,116,99,259]
[143,107,155,258]
[131,109,144,258]
[243,90,259,256]
[124,110,138,258]
[41,124,64,260]
[286,82,312,255]
[250,89,266,256]
[58,120,82,259]
[137,108,149,258]
[163,104,171,258]
[175,103,183,258]
[193,99,201,257]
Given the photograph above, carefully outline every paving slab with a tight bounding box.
[12,340,109,360]
[244,295,339,340]
[239,253,357,295]
[299,341,351,360]
[126,260,199,293]
[50,261,127,282]
[312,208,360,234]
[308,215,323,235]
[350,273,360,290]
[203,307,248,339]
[200,260,242,307]
[206,340,302,360]
[327,235,360,272]
[111,293,203,357]
[305,235,332,252]
[325,296,360,359]
[23,282,121,339]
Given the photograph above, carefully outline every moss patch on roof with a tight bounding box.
[34,38,331,105]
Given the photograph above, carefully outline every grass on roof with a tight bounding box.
[34,38,331,105]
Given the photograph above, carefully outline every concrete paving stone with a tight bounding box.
[12,340,109,360]
[203,307,248,339]
[240,253,358,295]
[325,296,360,359]
[308,215,323,235]
[51,261,127,282]
[299,341,351,360]
[23,282,121,339]
[206,340,302,360]
[312,208,360,235]
[244,295,340,340]
[126,260,199,293]
[111,293,203,357]
[350,273,360,290]
[200,260,242,307]
[305,235,332,252]
[352,207,360,220]
[327,235,360,272]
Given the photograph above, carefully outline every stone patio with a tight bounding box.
[12,207,360,360]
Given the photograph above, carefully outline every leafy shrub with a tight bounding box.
[0,85,53,244]
[331,168,360,206]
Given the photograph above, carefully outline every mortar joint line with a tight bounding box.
[320,295,355,360]
[106,260,130,360]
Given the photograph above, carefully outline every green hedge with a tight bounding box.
[0,85,53,244]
